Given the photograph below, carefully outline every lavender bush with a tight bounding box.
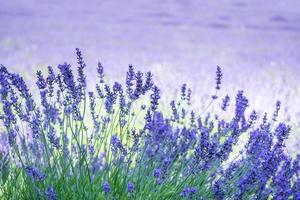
[0,49,299,199]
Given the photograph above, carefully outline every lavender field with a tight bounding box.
[0,0,300,199]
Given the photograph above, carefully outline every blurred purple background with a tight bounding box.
[1,0,300,150]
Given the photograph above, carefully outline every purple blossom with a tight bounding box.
[292,178,300,199]
[45,187,58,200]
[272,100,281,121]
[235,90,248,121]
[46,66,56,97]
[133,71,143,99]
[88,92,100,129]
[47,127,60,149]
[274,122,291,142]
[180,186,197,198]
[143,71,153,93]
[97,62,105,83]
[30,110,42,139]
[190,111,195,127]
[58,63,77,98]
[221,95,230,111]
[113,82,122,93]
[212,180,225,200]
[150,86,160,112]
[2,100,16,128]
[181,83,187,100]
[272,157,293,199]
[127,181,134,193]
[170,100,179,121]
[102,181,110,194]
[110,135,127,156]
[104,85,117,114]
[126,65,135,99]
[75,48,86,88]
[187,88,192,105]
[8,72,36,114]
[215,66,222,90]
[153,168,162,182]
[26,166,45,182]
[248,110,258,126]
[36,71,47,90]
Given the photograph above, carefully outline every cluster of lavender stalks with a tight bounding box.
[0,49,299,199]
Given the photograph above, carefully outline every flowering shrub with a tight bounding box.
[0,49,299,199]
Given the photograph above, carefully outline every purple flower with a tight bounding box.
[274,123,291,142]
[8,73,36,114]
[170,100,179,121]
[143,71,153,93]
[96,84,105,99]
[292,178,300,199]
[127,181,134,193]
[221,95,230,111]
[217,135,234,161]
[88,92,100,129]
[7,128,17,146]
[187,88,192,105]
[75,48,86,88]
[102,181,110,194]
[190,111,195,127]
[119,89,128,127]
[235,90,248,121]
[26,166,45,182]
[47,127,60,149]
[58,63,77,98]
[2,100,16,128]
[213,180,225,200]
[181,84,187,100]
[110,135,127,157]
[150,86,160,112]
[133,71,143,99]
[189,187,197,195]
[126,65,135,99]
[248,110,257,126]
[215,66,222,90]
[9,73,30,98]
[272,157,293,199]
[293,154,300,175]
[104,85,117,114]
[45,187,58,200]
[194,127,214,165]
[97,62,105,83]
[113,82,122,93]
[111,135,120,148]
[180,186,197,198]
[90,153,105,174]
[272,100,281,121]
[30,110,42,139]
[36,71,47,90]
[46,66,56,97]
[180,187,190,197]
[153,168,161,179]
[246,127,272,156]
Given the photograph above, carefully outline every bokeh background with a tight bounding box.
[0,0,300,152]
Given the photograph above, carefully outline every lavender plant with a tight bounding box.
[0,49,299,199]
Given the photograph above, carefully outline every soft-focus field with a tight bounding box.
[0,0,300,199]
